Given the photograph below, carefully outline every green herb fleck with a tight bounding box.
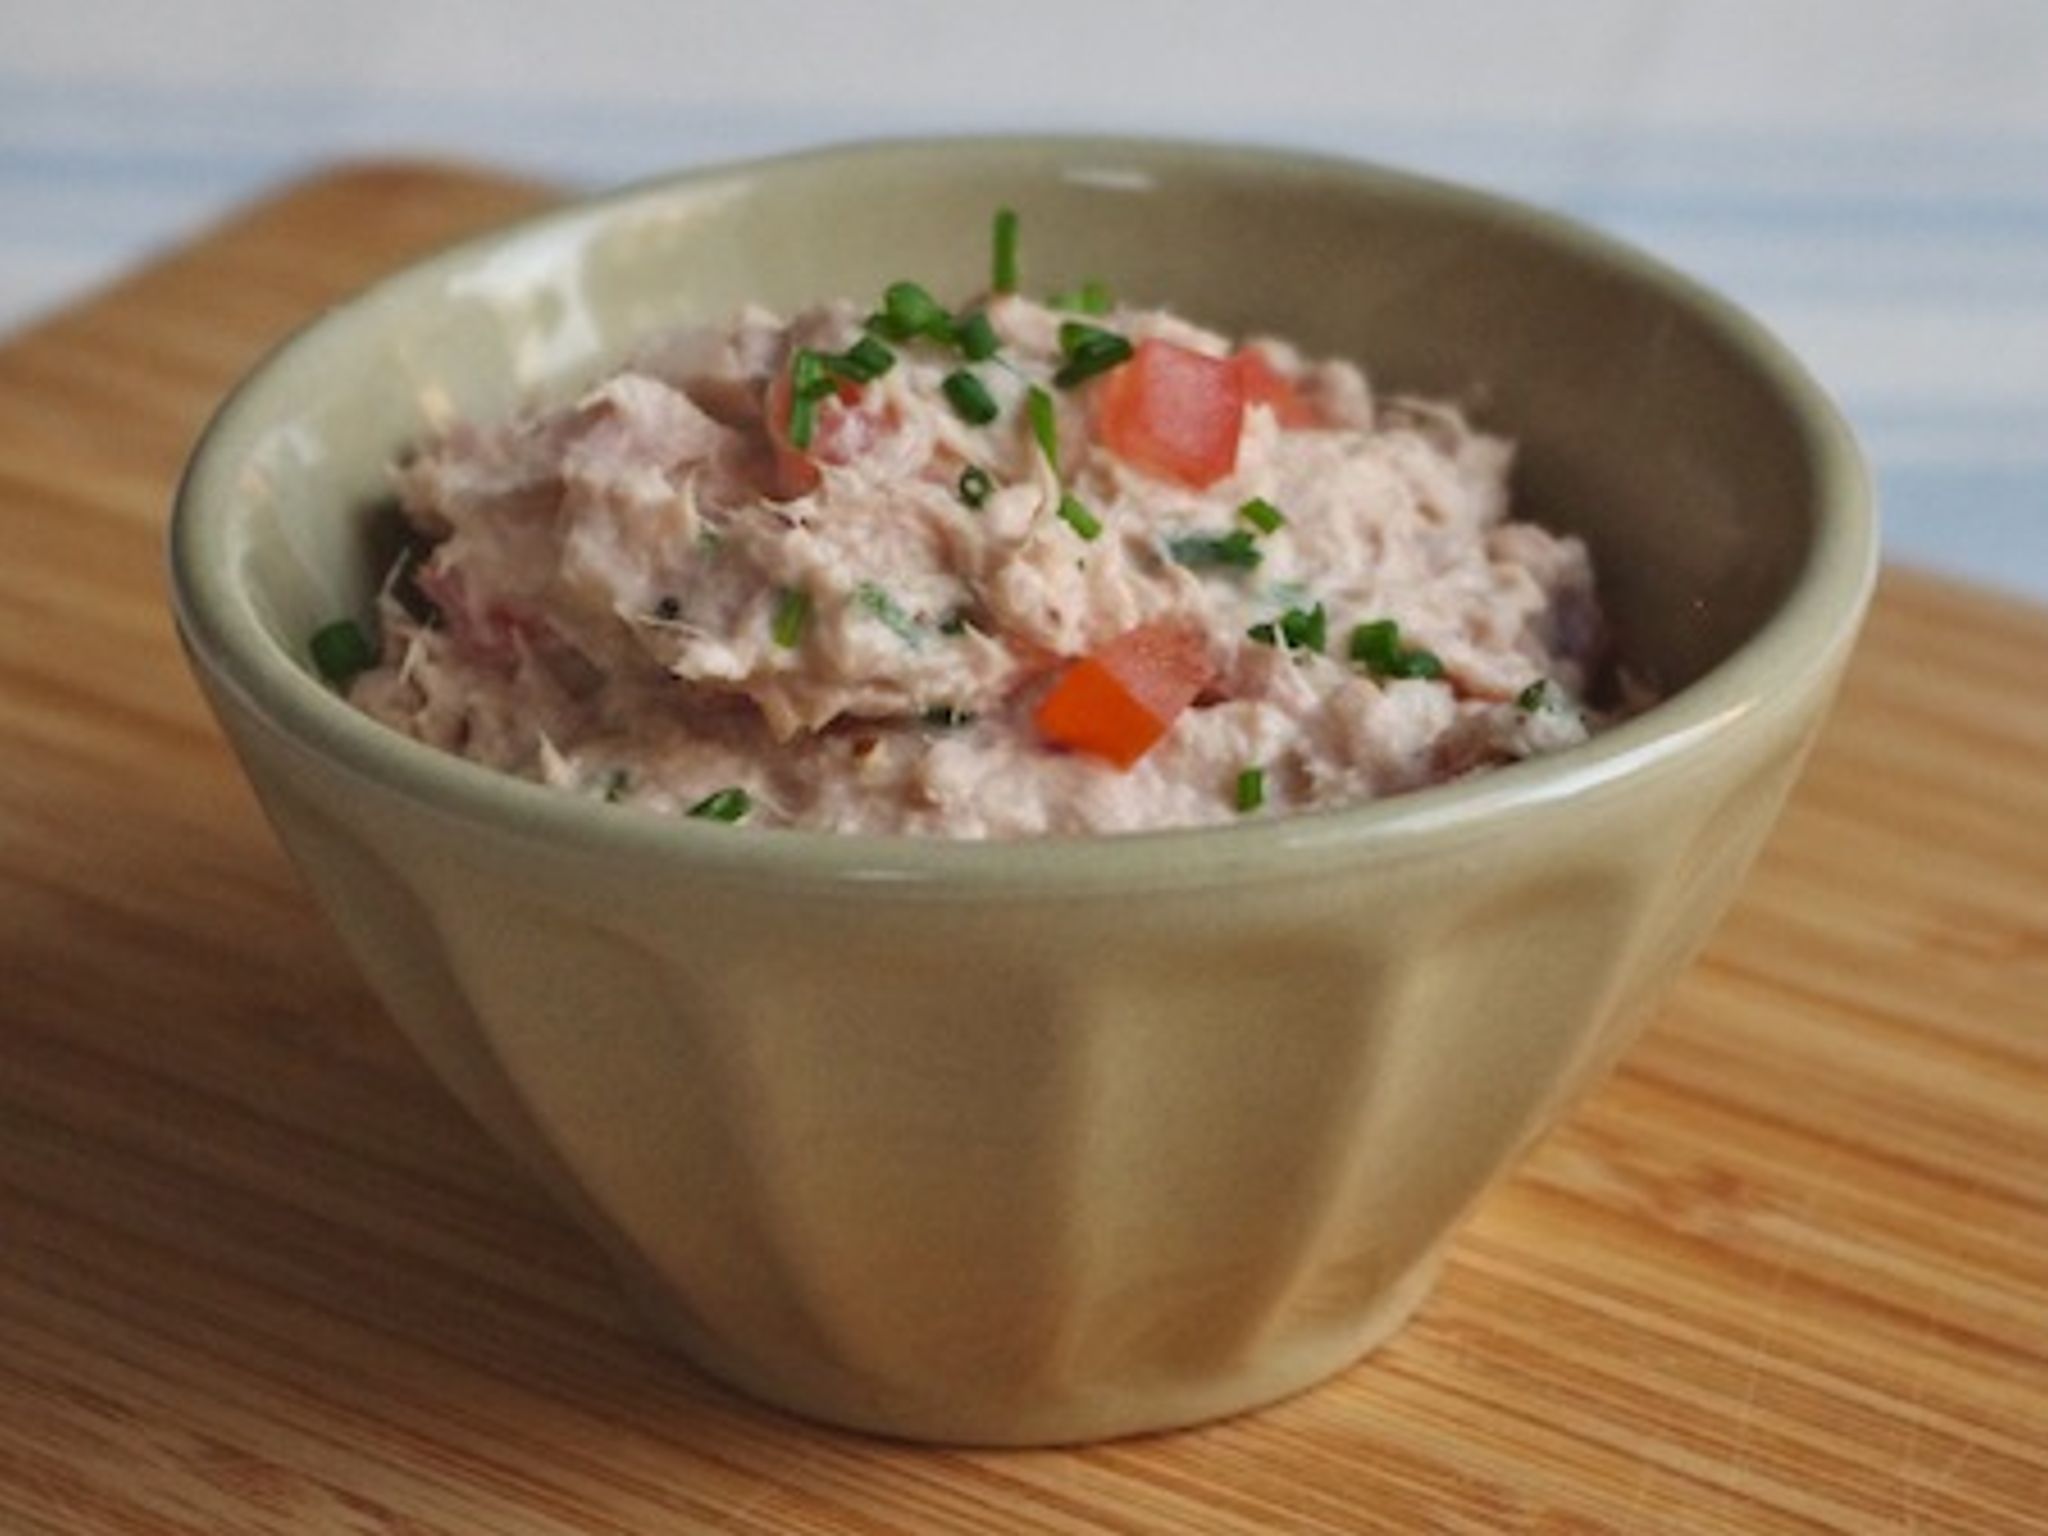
[604,769,631,804]
[1169,529,1263,571]
[1238,496,1286,534]
[1057,493,1103,541]
[1249,603,1327,653]
[687,787,751,823]
[1026,385,1060,473]
[771,587,811,648]
[786,348,832,448]
[957,464,994,509]
[938,610,974,636]
[1349,619,1444,680]
[652,595,682,621]
[922,705,977,728]
[869,280,954,344]
[1235,767,1266,814]
[827,334,896,383]
[310,618,376,688]
[955,309,1000,362]
[856,582,924,645]
[993,208,1020,294]
[1053,321,1134,388]
[1517,678,1552,712]
[942,369,999,425]
[1051,279,1113,315]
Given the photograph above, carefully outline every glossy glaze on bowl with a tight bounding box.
[171,138,1875,1444]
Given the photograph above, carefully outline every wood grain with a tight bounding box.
[2,163,2044,1535]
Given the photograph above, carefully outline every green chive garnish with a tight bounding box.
[923,705,976,728]
[870,280,954,344]
[993,208,1020,294]
[687,787,751,823]
[787,348,831,448]
[1057,493,1103,541]
[856,582,924,646]
[1235,767,1266,814]
[1053,322,1134,388]
[828,335,896,383]
[943,369,999,425]
[604,769,631,804]
[1026,385,1059,473]
[1169,530,1262,571]
[771,587,811,648]
[1239,497,1286,534]
[955,309,1000,362]
[957,465,994,508]
[1051,279,1113,315]
[1517,679,1551,712]
[1349,619,1444,680]
[310,618,376,688]
[1248,603,1326,653]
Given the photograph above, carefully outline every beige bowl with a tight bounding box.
[170,138,1875,1445]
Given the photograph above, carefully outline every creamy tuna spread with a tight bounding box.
[322,214,1617,837]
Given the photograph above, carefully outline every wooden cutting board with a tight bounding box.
[2,164,2044,1536]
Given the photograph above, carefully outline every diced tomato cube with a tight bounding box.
[1094,339,1245,489]
[1034,620,1213,769]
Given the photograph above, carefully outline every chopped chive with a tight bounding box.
[942,369,999,425]
[604,769,631,803]
[1248,603,1326,653]
[1348,619,1400,673]
[1349,618,1444,680]
[1051,279,1113,315]
[1026,385,1059,474]
[1056,493,1102,541]
[993,207,1020,294]
[871,280,954,344]
[1238,496,1286,534]
[828,334,896,383]
[1517,678,1552,712]
[1235,766,1266,814]
[771,587,811,648]
[787,348,831,448]
[687,787,751,823]
[957,464,994,509]
[938,610,974,636]
[1052,322,1134,388]
[310,618,376,688]
[923,705,977,728]
[1169,530,1263,571]
[856,582,925,646]
[955,309,1000,362]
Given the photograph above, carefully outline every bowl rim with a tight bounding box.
[169,133,1877,893]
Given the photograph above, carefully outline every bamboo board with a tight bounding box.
[2,164,2044,1535]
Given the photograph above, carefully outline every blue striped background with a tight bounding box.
[4,72,2041,599]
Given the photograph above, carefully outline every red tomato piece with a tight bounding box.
[1094,339,1245,489]
[1233,348,1322,428]
[1034,620,1213,769]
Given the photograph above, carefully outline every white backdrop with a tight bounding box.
[6,0,2044,596]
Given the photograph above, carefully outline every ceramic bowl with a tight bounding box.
[170,138,1875,1445]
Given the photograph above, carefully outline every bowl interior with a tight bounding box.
[181,139,1867,825]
